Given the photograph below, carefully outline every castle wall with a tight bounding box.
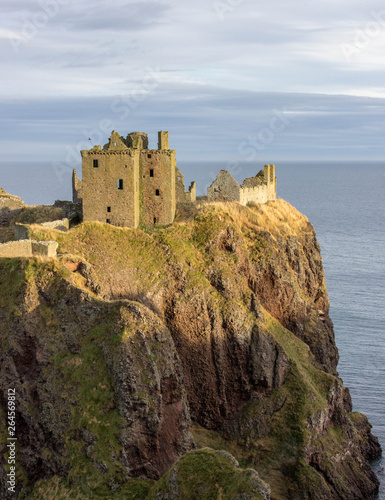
[158,131,169,150]
[14,219,69,241]
[207,165,277,205]
[140,150,176,225]
[240,165,276,205]
[175,168,197,204]
[0,191,24,226]
[0,240,58,258]
[41,219,69,231]
[81,149,140,228]
[186,181,196,202]
[0,240,32,257]
[239,185,271,205]
[80,130,194,228]
[175,167,187,203]
[14,224,29,240]
[31,241,59,258]
[72,169,83,203]
[207,170,241,202]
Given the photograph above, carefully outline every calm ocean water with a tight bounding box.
[1,160,384,497]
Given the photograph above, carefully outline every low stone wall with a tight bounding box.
[31,241,59,258]
[14,219,69,241]
[0,240,32,258]
[0,240,58,258]
[41,218,69,231]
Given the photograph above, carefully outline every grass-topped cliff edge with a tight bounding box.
[0,199,381,499]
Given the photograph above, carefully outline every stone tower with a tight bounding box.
[76,130,195,228]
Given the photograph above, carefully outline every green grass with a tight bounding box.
[148,448,267,500]
[51,319,126,495]
[0,259,26,311]
[28,476,154,499]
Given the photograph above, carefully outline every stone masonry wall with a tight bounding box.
[0,191,25,226]
[186,181,196,202]
[140,150,176,226]
[80,130,195,228]
[14,224,29,241]
[81,149,140,227]
[207,165,276,205]
[175,168,196,204]
[31,241,59,258]
[0,240,58,258]
[41,219,69,231]
[239,184,274,205]
[72,169,83,203]
[207,170,241,202]
[14,220,69,241]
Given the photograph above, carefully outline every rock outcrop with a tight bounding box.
[0,199,381,499]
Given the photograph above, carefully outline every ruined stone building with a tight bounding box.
[73,130,196,228]
[207,164,276,205]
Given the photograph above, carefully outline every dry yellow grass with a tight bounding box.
[197,199,311,237]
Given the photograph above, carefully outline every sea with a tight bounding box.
[1,160,384,498]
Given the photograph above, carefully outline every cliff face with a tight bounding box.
[0,200,381,499]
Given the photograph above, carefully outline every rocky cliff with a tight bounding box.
[0,199,381,499]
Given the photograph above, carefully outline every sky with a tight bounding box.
[2,0,385,170]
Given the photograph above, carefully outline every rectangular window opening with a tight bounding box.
[107,206,111,213]
[93,159,99,168]
[118,179,123,190]
[154,217,158,224]
[150,169,154,177]
[155,189,160,196]
[106,219,111,224]
[147,154,152,158]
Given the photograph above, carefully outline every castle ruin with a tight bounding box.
[73,130,196,228]
[207,164,276,205]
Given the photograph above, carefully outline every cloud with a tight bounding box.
[61,1,171,32]
[2,0,385,166]
[1,83,385,165]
